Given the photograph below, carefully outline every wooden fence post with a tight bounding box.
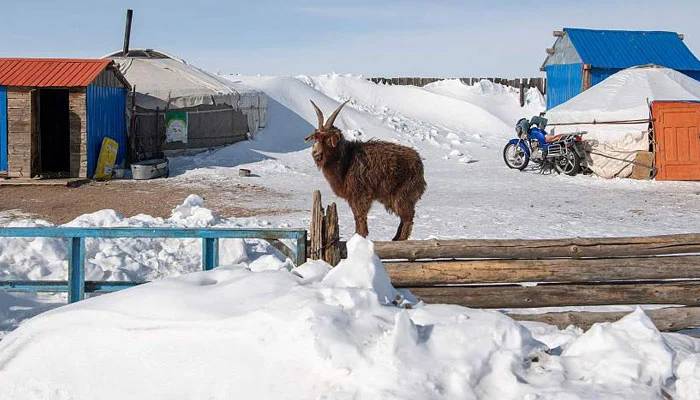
[309,190,342,266]
[324,203,341,266]
[310,190,324,260]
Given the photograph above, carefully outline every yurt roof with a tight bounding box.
[104,49,262,110]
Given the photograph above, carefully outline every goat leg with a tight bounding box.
[397,220,414,240]
[392,221,404,241]
[354,215,369,237]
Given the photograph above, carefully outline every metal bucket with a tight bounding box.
[130,159,169,180]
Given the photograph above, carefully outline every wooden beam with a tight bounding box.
[386,255,700,286]
[353,234,700,260]
[509,306,700,331]
[408,281,700,308]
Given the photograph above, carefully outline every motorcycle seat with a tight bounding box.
[545,134,564,143]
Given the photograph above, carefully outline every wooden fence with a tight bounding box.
[309,191,700,331]
[368,76,546,106]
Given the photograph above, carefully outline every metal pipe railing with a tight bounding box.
[0,227,307,303]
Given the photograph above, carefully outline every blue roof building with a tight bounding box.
[541,28,700,109]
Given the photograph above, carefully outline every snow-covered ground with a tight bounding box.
[171,75,700,240]
[2,75,700,398]
[1,235,700,399]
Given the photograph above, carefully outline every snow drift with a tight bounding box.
[0,195,284,283]
[0,235,698,399]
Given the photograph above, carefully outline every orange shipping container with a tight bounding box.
[652,101,700,181]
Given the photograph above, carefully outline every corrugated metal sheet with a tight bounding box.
[565,28,700,71]
[0,86,6,172]
[87,85,127,177]
[546,64,583,109]
[0,58,111,87]
[590,67,619,87]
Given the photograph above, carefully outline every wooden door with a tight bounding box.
[653,101,700,181]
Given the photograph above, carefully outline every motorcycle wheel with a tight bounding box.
[555,151,581,176]
[503,143,529,170]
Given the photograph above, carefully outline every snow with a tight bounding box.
[165,73,700,240]
[1,236,699,399]
[2,74,700,397]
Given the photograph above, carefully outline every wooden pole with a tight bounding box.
[323,203,340,266]
[408,281,700,309]
[340,234,700,261]
[385,255,700,286]
[309,190,324,260]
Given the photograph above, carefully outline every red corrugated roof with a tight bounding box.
[0,58,112,87]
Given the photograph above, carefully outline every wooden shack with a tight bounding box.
[0,58,130,179]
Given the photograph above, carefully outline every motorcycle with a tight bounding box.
[503,116,588,176]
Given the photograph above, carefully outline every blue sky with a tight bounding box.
[1,0,699,77]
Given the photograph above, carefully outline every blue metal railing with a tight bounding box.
[0,227,307,303]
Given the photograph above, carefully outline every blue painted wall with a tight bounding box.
[545,64,583,109]
[590,68,620,87]
[86,85,127,177]
[0,86,7,172]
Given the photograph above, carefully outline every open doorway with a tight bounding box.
[38,89,70,176]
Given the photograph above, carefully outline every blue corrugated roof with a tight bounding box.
[565,28,700,71]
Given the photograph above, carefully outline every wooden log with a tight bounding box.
[359,234,700,260]
[324,203,341,266]
[309,191,324,260]
[509,306,700,331]
[386,255,700,286]
[408,281,700,308]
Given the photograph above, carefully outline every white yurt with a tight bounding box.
[545,65,700,178]
[104,49,267,157]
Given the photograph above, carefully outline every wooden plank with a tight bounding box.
[386,256,700,286]
[309,190,323,260]
[509,306,700,331]
[408,281,700,308]
[360,234,700,260]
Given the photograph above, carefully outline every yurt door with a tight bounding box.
[653,101,700,181]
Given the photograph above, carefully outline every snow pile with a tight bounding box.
[1,235,698,399]
[423,78,545,124]
[677,355,700,399]
[0,195,285,283]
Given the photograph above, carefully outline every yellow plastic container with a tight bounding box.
[94,137,119,180]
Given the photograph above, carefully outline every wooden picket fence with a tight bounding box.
[309,191,700,331]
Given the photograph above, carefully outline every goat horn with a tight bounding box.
[323,100,350,130]
[309,100,324,129]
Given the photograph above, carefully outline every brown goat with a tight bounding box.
[305,100,426,241]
